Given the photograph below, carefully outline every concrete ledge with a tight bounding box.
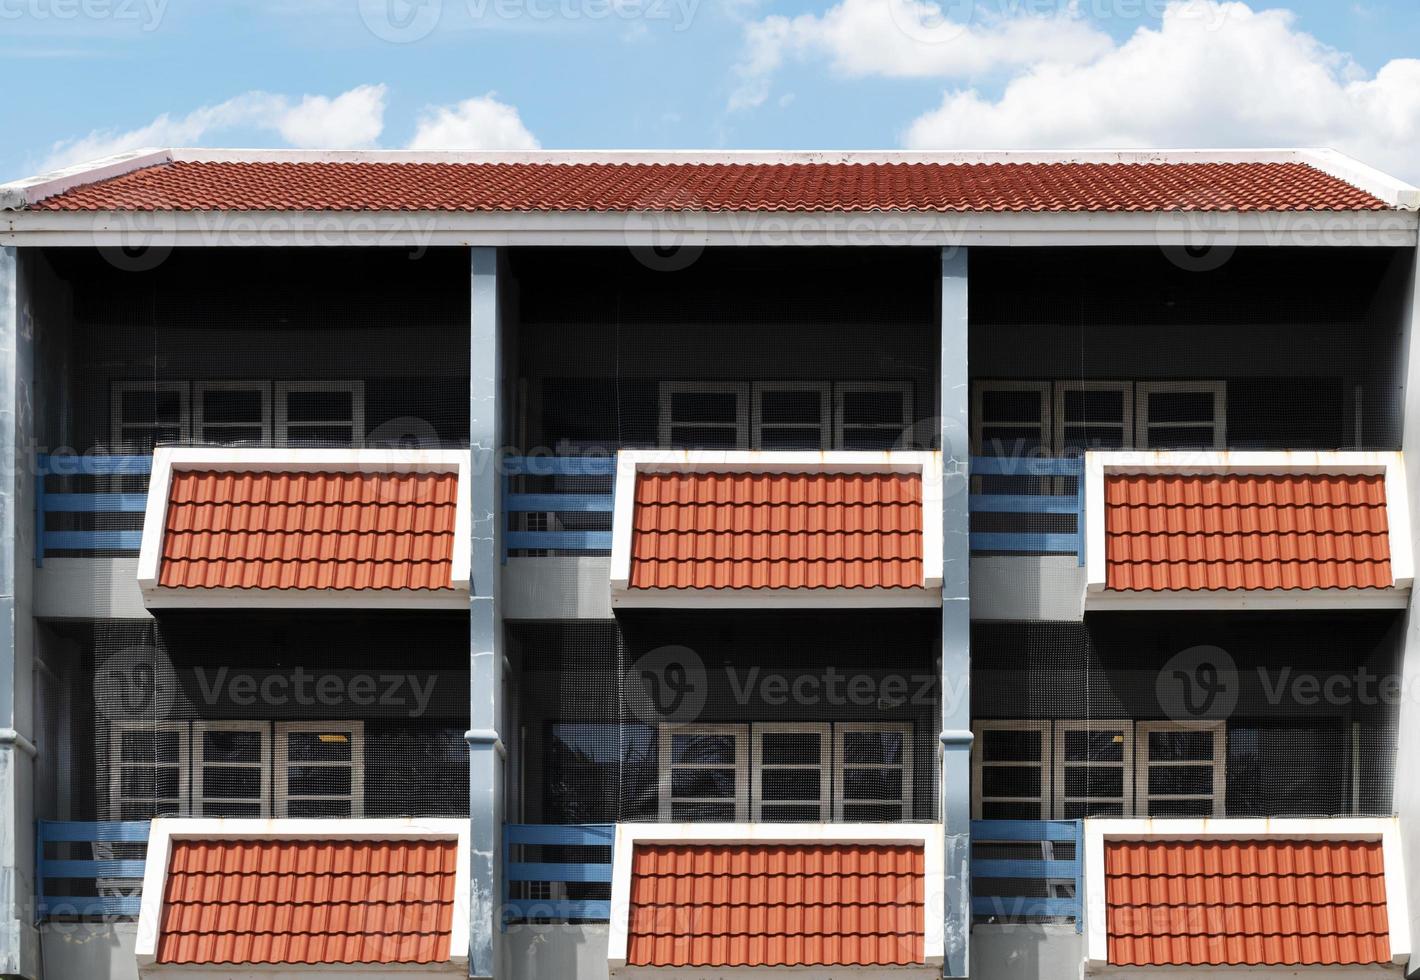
[35,558,151,620]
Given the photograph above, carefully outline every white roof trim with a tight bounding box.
[136,817,469,975]
[138,447,471,609]
[2,145,1413,213]
[1082,450,1412,611]
[1081,817,1409,972]
[607,822,944,976]
[609,450,941,609]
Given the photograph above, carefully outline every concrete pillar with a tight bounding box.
[0,246,38,979]
[467,246,504,979]
[939,246,972,978]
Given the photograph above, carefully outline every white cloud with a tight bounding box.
[730,0,1111,110]
[41,84,388,170]
[407,94,541,150]
[902,1,1420,181]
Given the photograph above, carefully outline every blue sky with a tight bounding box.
[3,0,1419,181]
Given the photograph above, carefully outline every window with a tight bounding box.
[1136,381,1226,449]
[1137,721,1225,817]
[193,721,271,817]
[835,382,912,449]
[658,383,749,449]
[971,382,1051,457]
[275,721,364,818]
[276,381,366,447]
[658,724,750,821]
[111,382,189,451]
[972,721,1049,820]
[1054,381,1132,455]
[752,383,830,450]
[193,381,272,445]
[753,723,831,821]
[1052,720,1133,818]
[834,722,914,821]
[108,722,189,820]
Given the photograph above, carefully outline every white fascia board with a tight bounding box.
[4,208,1416,248]
[1082,817,1409,970]
[138,447,471,606]
[609,450,941,607]
[0,147,170,210]
[1302,148,1420,210]
[1082,450,1413,605]
[608,822,945,972]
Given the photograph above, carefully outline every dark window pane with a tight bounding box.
[760,733,821,765]
[982,390,1043,424]
[203,426,266,444]
[1063,766,1123,798]
[1148,731,1213,762]
[203,730,263,763]
[205,802,263,818]
[286,799,352,818]
[841,391,903,426]
[671,735,736,766]
[202,389,264,423]
[1149,391,1214,423]
[671,802,734,822]
[668,426,740,449]
[981,766,1041,799]
[284,425,356,445]
[761,804,822,821]
[841,428,901,450]
[1063,801,1124,818]
[1063,389,1123,423]
[759,427,824,450]
[843,769,903,801]
[842,803,904,821]
[761,770,820,801]
[1064,730,1124,762]
[843,732,904,765]
[286,389,353,421]
[1148,765,1214,797]
[1062,426,1126,450]
[671,392,739,423]
[287,766,351,796]
[1147,426,1215,448]
[671,768,735,799]
[979,427,1045,455]
[121,390,183,425]
[202,767,261,799]
[286,731,353,762]
[982,729,1041,763]
[760,390,821,425]
[981,800,1046,820]
[1148,798,1213,817]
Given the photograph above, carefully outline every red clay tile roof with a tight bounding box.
[30,160,1387,212]
[630,471,924,590]
[1104,473,1392,592]
[627,842,925,968]
[1105,839,1391,967]
[159,470,458,591]
[156,838,458,965]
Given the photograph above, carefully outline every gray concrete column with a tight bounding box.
[939,246,972,978]
[0,246,38,979]
[467,246,504,979]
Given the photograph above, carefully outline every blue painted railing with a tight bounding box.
[971,819,1083,930]
[36,820,150,921]
[502,456,615,558]
[503,823,614,923]
[969,456,1085,562]
[35,454,153,564]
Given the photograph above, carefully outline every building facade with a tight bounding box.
[0,148,1417,980]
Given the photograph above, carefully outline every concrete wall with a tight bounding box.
[504,924,610,980]
[39,922,138,980]
[972,926,1083,980]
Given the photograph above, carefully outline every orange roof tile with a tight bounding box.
[1104,473,1392,592]
[158,470,458,591]
[629,471,924,590]
[156,838,458,965]
[626,843,925,968]
[1106,839,1391,967]
[29,160,1388,213]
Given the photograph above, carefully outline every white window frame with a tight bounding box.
[751,381,831,451]
[657,723,750,822]
[1134,380,1227,450]
[971,380,1052,457]
[274,720,365,819]
[751,722,832,821]
[833,381,912,449]
[107,720,190,821]
[832,721,914,821]
[275,380,366,448]
[657,382,750,449]
[192,380,273,446]
[971,720,1051,820]
[1053,380,1133,455]
[1136,720,1226,817]
[1052,719,1134,820]
[110,381,191,450]
[192,720,272,818]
